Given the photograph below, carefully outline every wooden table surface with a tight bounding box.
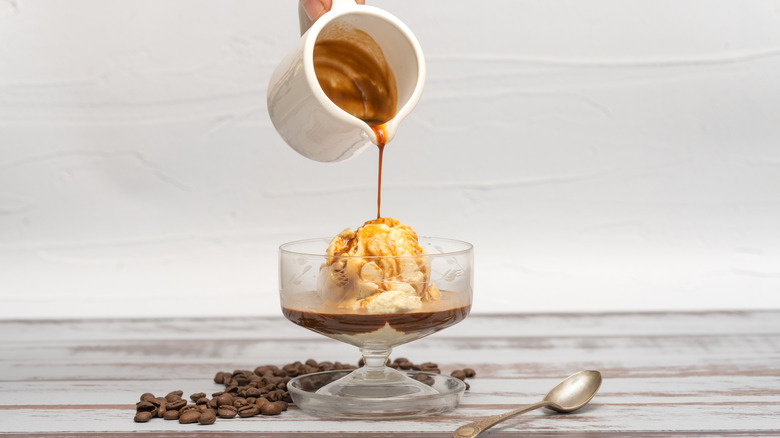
[1,311,778,437]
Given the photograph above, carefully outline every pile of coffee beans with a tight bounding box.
[134,358,476,424]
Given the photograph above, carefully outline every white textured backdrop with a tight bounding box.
[1,0,779,319]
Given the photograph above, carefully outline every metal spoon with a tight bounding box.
[453,370,602,438]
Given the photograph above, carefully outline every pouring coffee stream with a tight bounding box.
[372,125,388,219]
[313,26,396,218]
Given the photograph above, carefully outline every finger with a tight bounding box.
[300,0,330,21]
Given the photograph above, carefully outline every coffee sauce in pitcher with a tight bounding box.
[313,24,397,218]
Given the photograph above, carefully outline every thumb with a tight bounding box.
[300,0,330,22]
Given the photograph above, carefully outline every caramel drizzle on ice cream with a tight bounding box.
[320,218,441,314]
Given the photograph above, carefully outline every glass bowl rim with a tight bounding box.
[279,236,473,258]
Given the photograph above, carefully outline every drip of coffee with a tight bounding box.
[313,24,397,218]
[372,125,387,219]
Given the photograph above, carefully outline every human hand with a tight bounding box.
[300,0,366,22]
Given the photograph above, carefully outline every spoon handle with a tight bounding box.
[453,400,552,438]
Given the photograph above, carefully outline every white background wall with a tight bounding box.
[1,0,779,319]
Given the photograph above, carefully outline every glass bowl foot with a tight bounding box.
[288,369,466,419]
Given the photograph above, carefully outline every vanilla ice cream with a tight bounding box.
[318,217,440,313]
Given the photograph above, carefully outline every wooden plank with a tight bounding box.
[2,434,779,438]
[2,311,778,342]
[2,376,779,406]
[1,401,778,434]
[1,331,777,380]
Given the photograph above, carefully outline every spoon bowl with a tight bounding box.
[453,370,602,438]
[544,370,602,412]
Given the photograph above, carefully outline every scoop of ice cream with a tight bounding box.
[318,217,440,313]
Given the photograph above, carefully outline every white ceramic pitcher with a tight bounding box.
[267,0,426,162]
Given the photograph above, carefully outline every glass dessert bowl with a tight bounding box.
[279,222,473,418]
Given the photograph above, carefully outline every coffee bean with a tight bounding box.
[282,364,299,377]
[238,405,259,417]
[451,369,467,380]
[134,411,152,423]
[165,399,186,411]
[217,405,237,419]
[214,371,225,384]
[165,393,182,403]
[163,409,179,420]
[190,392,206,402]
[412,373,435,386]
[140,393,156,402]
[178,410,201,424]
[136,401,155,412]
[274,401,288,411]
[420,362,440,373]
[301,365,319,374]
[216,394,233,406]
[199,409,216,425]
[255,397,269,408]
[260,401,282,416]
[207,398,218,409]
[254,365,276,376]
[266,389,285,402]
[180,404,199,414]
[463,368,476,378]
[195,397,209,406]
